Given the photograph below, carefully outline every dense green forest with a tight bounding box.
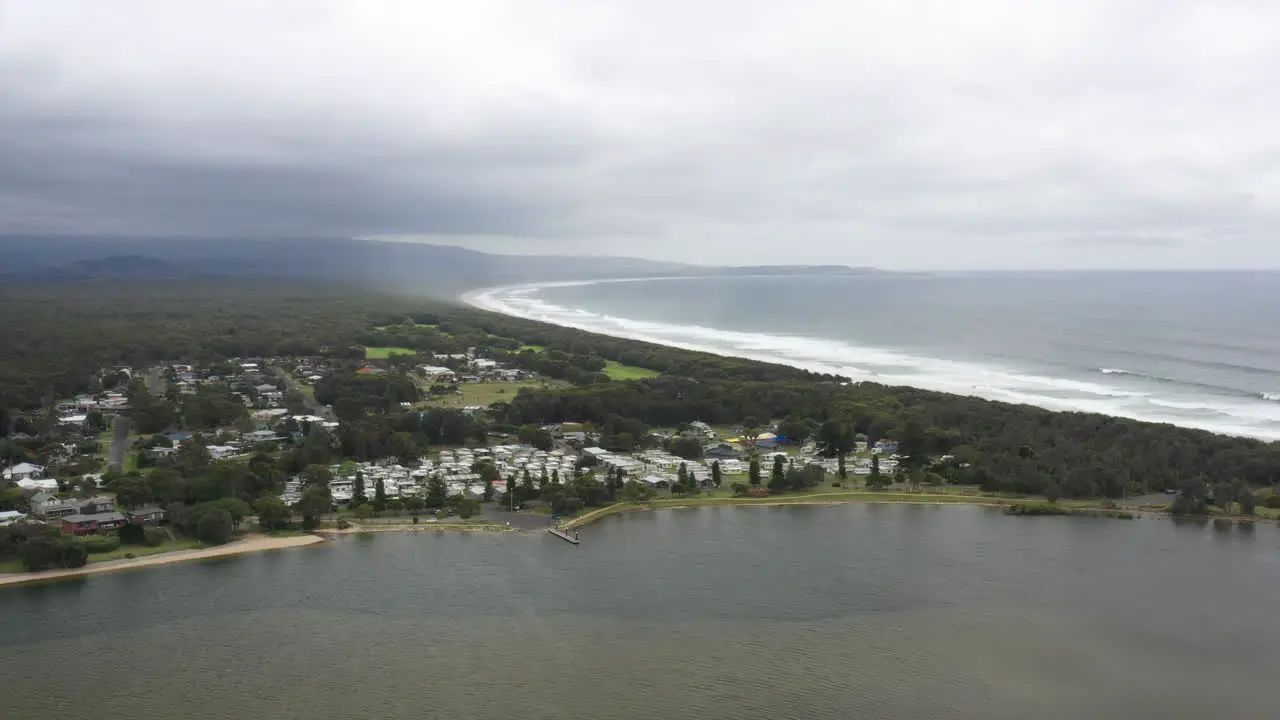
[2,282,1278,501]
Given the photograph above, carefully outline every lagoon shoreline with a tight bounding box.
[0,533,326,588]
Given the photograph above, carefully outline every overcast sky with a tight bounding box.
[2,1,1277,269]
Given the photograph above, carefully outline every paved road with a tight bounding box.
[272,368,335,420]
[107,414,131,473]
[147,366,164,395]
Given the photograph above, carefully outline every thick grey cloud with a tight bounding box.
[2,1,1278,269]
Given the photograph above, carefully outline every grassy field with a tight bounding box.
[516,345,655,380]
[365,346,417,359]
[88,538,205,563]
[421,380,568,408]
[603,360,660,380]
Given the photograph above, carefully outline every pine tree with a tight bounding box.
[748,458,761,486]
[353,471,367,505]
[837,454,847,487]
[425,475,448,508]
[677,462,689,488]
[689,469,701,494]
[867,455,888,490]
[375,478,387,502]
[769,455,787,491]
[711,460,723,488]
[539,467,549,488]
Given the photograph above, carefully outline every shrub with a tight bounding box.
[196,509,233,545]
[1264,494,1280,509]
[335,518,351,530]
[20,538,89,571]
[80,535,122,554]
[19,538,58,571]
[456,499,480,520]
[57,541,88,568]
[123,552,136,559]
[118,523,147,546]
[143,527,167,547]
[1005,502,1068,516]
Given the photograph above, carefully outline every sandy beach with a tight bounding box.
[314,522,514,535]
[0,533,326,588]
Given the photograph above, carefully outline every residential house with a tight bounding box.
[0,510,27,526]
[16,478,59,492]
[689,420,716,439]
[62,511,128,535]
[639,474,673,488]
[206,445,239,460]
[874,439,899,455]
[29,491,79,519]
[244,429,282,443]
[127,506,167,526]
[420,365,457,382]
[147,446,178,461]
[2,462,45,482]
[58,496,123,535]
[703,443,744,460]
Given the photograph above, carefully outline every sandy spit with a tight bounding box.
[314,523,514,535]
[0,534,326,588]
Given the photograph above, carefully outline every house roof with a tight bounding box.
[6,462,44,474]
[127,506,166,516]
[63,511,126,524]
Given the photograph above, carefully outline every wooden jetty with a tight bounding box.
[547,527,580,544]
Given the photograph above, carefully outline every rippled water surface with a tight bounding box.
[4,505,1279,719]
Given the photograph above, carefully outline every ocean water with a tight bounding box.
[4,506,1279,719]
[467,272,1280,439]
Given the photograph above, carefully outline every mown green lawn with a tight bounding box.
[421,380,568,408]
[365,346,417,359]
[603,360,660,380]
[88,538,205,563]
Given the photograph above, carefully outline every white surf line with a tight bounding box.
[460,279,1280,440]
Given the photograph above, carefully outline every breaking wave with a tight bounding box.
[465,280,1280,440]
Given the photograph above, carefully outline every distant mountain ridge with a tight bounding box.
[0,235,876,296]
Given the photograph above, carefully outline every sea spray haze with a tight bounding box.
[470,271,1280,439]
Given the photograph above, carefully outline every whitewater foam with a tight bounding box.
[464,281,1280,440]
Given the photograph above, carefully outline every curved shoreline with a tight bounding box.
[315,523,513,535]
[557,493,1179,531]
[0,534,326,588]
[458,280,1280,441]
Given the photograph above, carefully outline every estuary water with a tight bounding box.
[467,272,1280,439]
[3,505,1279,719]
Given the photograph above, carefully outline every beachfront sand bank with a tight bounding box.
[315,523,514,535]
[0,534,326,588]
